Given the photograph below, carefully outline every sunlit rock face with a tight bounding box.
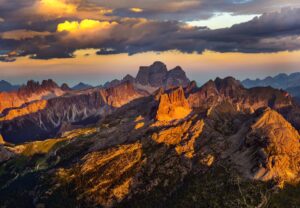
[0,100,47,122]
[0,73,300,207]
[0,81,146,143]
[188,77,293,112]
[0,79,66,114]
[244,108,300,182]
[156,87,191,122]
[102,81,146,108]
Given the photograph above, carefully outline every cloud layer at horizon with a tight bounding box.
[1,0,300,61]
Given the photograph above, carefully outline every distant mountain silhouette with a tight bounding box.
[242,72,300,102]
[0,80,20,92]
[286,85,300,103]
[242,72,300,89]
[72,82,93,90]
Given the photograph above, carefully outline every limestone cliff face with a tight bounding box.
[102,81,145,107]
[188,77,293,112]
[0,79,65,114]
[0,82,146,143]
[0,100,48,122]
[156,87,191,122]
[244,109,300,182]
[136,61,190,90]
[102,62,190,93]
[136,61,168,87]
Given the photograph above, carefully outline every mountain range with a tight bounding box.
[242,73,300,102]
[0,80,93,92]
[0,62,299,207]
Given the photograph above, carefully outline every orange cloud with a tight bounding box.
[57,19,118,32]
[56,19,118,45]
[1,30,51,40]
[35,0,78,17]
[130,8,143,13]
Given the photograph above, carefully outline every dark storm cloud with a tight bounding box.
[16,8,300,58]
[1,1,300,60]
[89,0,300,21]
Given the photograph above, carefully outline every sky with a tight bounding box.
[1,0,300,86]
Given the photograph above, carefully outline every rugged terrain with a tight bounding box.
[0,62,299,208]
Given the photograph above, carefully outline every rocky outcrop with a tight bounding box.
[0,82,146,143]
[188,77,293,112]
[61,83,71,91]
[104,79,121,89]
[239,108,300,182]
[17,79,59,97]
[102,81,146,107]
[0,100,47,121]
[0,79,65,114]
[104,75,135,89]
[136,61,190,89]
[164,66,190,88]
[103,62,190,92]
[0,145,14,163]
[156,87,191,122]
[136,61,168,87]
[72,82,93,90]
[0,134,4,144]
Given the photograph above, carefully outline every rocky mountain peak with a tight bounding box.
[136,61,190,89]
[150,61,168,72]
[156,86,191,122]
[60,83,71,91]
[243,108,300,182]
[136,61,168,87]
[72,82,93,90]
[213,77,245,98]
[18,79,59,96]
[185,80,198,94]
[122,74,135,82]
[104,81,146,108]
[215,77,243,91]
[41,79,59,90]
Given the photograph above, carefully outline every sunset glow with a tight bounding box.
[0,0,300,85]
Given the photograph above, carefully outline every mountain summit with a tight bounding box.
[136,61,190,89]
[104,61,190,92]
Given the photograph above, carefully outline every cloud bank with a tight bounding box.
[1,0,300,61]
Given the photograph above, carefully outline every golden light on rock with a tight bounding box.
[0,100,47,122]
[156,87,191,122]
